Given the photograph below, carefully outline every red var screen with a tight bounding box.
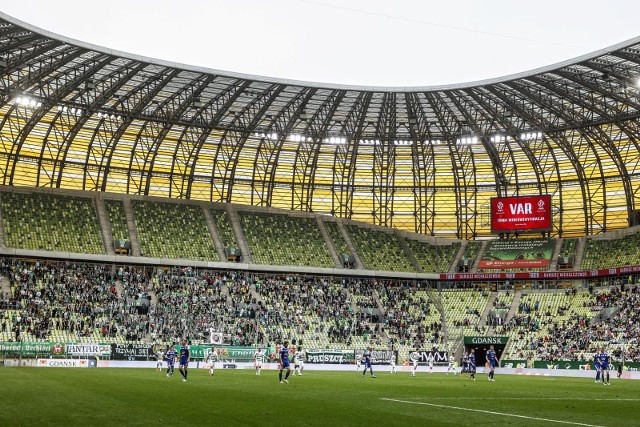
[490,195,552,233]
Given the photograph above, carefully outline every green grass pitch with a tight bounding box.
[1,368,639,426]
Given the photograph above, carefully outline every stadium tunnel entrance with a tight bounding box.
[463,336,508,366]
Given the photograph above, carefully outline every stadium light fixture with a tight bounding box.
[326,136,347,145]
[519,131,542,141]
[14,96,43,109]
[457,135,477,145]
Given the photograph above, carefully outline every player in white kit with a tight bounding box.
[428,353,435,373]
[293,346,306,376]
[390,354,396,374]
[253,348,266,375]
[156,350,164,372]
[356,354,362,372]
[411,354,418,377]
[206,349,219,376]
[447,354,456,375]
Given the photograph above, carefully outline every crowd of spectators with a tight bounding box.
[377,283,444,350]
[149,268,255,346]
[0,260,146,342]
[255,276,353,347]
[500,286,640,362]
[1,259,639,364]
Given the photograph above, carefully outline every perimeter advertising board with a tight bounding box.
[111,343,154,361]
[408,350,448,364]
[479,239,555,269]
[491,195,552,234]
[354,349,395,365]
[306,349,355,364]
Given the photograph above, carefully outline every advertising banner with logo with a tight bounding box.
[500,360,528,368]
[306,349,355,364]
[36,358,91,368]
[532,361,640,370]
[111,343,154,361]
[66,343,111,357]
[354,349,395,365]
[408,350,448,364]
[491,195,552,234]
[479,238,556,269]
[174,345,270,361]
[0,341,54,355]
[464,336,509,345]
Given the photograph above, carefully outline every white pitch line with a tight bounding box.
[380,398,605,427]
[420,397,640,402]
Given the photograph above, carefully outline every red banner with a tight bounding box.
[491,195,552,233]
[440,264,640,281]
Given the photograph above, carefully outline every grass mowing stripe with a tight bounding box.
[380,398,605,427]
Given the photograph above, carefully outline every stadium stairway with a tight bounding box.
[449,241,467,273]
[0,275,10,299]
[572,237,586,270]
[548,237,564,270]
[480,292,498,335]
[336,221,364,269]
[226,205,253,264]
[122,199,142,257]
[94,196,115,256]
[470,241,489,273]
[371,289,386,315]
[202,206,227,261]
[0,196,6,248]
[395,231,422,273]
[344,287,356,313]
[503,288,522,325]
[316,217,343,268]
[221,282,233,307]
[115,279,125,298]
[147,288,158,307]
[249,284,264,306]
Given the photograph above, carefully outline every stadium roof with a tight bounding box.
[1,12,640,238]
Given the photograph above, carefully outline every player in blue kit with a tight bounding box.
[164,346,177,377]
[486,345,498,382]
[361,347,376,378]
[178,339,190,382]
[468,349,476,381]
[279,341,292,384]
[594,351,602,383]
[462,352,469,377]
[599,349,610,385]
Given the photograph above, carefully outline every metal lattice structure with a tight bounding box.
[1,13,640,238]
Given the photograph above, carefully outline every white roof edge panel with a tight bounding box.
[2,11,640,93]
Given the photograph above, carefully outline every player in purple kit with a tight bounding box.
[468,349,476,381]
[594,351,602,383]
[361,347,376,378]
[178,339,190,382]
[279,341,292,384]
[599,349,610,385]
[164,346,176,377]
[486,345,498,382]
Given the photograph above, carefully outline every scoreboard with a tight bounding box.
[490,195,552,234]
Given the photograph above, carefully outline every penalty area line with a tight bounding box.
[380,398,604,427]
